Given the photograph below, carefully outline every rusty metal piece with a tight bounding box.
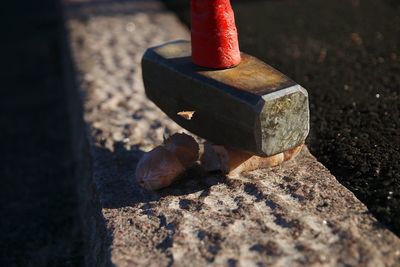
[177,111,195,120]
[142,40,309,156]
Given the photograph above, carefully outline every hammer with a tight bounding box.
[142,0,309,161]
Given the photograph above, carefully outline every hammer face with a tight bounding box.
[260,85,309,156]
[142,40,309,156]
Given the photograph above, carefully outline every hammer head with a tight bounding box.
[142,40,309,156]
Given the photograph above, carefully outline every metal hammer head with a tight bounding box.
[142,40,309,157]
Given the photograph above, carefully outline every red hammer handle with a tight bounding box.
[191,0,241,69]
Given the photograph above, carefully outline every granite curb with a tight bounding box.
[64,0,400,266]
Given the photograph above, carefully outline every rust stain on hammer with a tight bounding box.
[177,111,195,120]
[199,54,296,95]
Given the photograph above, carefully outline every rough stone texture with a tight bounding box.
[65,0,400,266]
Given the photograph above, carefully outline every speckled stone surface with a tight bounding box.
[65,1,400,266]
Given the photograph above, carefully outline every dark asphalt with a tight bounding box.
[0,1,86,265]
[163,0,400,235]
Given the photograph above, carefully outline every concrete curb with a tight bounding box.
[64,0,400,266]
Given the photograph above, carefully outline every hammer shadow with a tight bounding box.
[94,142,226,209]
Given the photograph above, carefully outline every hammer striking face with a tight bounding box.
[142,40,309,157]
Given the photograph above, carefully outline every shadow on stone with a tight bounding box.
[66,0,171,20]
[93,142,225,209]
